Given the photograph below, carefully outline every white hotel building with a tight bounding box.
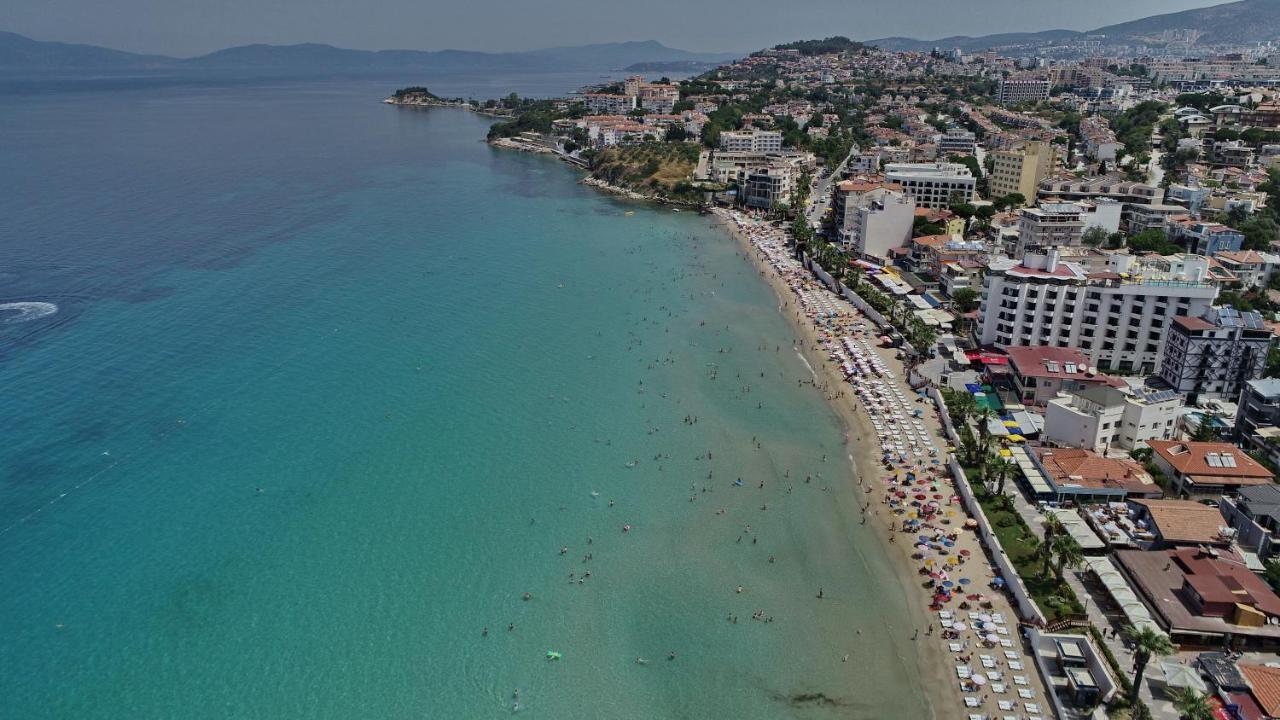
[883,163,976,210]
[977,249,1219,374]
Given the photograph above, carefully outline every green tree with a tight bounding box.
[1123,625,1175,706]
[1053,534,1084,582]
[1241,216,1280,251]
[1169,688,1214,720]
[994,193,1026,212]
[951,287,980,313]
[701,121,723,148]
[1082,226,1108,246]
[984,455,1013,496]
[973,205,996,231]
[1039,514,1063,579]
[949,154,982,179]
[1127,229,1179,254]
[941,387,977,427]
[974,406,996,458]
[1191,413,1222,442]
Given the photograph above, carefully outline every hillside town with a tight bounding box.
[437,29,1280,720]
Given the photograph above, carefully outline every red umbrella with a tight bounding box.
[959,549,972,556]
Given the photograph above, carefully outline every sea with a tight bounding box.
[0,71,931,719]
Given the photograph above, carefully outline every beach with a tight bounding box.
[1,87,940,719]
[713,207,1053,720]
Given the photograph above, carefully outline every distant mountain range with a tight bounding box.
[0,32,741,73]
[869,0,1280,52]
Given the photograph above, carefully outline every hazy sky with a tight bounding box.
[3,0,1228,57]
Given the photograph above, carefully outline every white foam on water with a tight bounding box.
[0,301,58,323]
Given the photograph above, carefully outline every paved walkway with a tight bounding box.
[995,481,1181,719]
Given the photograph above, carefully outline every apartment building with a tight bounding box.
[1214,250,1280,290]
[977,249,1218,374]
[1037,177,1163,206]
[1170,221,1245,257]
[1158,306,1272,402]
[1043,383,1181,453]
[996,78,1051,105]
[743,165,797,210]
[1014,202,1085,258]
[989,141,1054,205]
[719,130,783,153]
[1237,379,1280,438]
[1211,141,1255,169]
[883,162,975,209]
[938,128,977,156]
[638,84,679,114]
[1080,116,1121,162]
[706,150,813,184]
[832,182,915,261]
[1004,345,1119,407]
[583,93,637,115]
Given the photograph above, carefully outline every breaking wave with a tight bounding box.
[0,302,58,324]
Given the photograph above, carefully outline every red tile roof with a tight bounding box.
[1036,448,1155,493]
[1173,315,1217,332]
[1241,664,1280,717]
[1004,345,1100,380]
[1148,440,1274,484]
[1170,547,1280,616]
[1132,498,1231,545]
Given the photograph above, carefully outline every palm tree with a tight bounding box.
[1039,514,1063,579]
[985,455,1013,496]
[1053,534,1084,582]
[974,406,996,457]
[958,423,980,466]
[1124,624,1175,706]
[1168,688,1213,720]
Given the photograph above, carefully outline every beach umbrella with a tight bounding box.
[977,614,992,623]
[984,633,999,644]
[952,622,967,632]
[942,580,954,588]
[959,549,972,557]
[958,578,972,585]
[981,622,996,631]
[971,674,987,686]
[991,577,1005,587]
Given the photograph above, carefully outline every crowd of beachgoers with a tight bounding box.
[715,208,1052,720]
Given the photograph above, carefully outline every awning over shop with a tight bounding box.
[1085,556,1161,634]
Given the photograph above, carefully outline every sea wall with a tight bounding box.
[931,387,1047,626]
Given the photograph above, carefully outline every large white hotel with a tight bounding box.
[976,249,1219,374]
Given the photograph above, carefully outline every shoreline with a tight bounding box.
[712,211,951,719]
[475,133,1053,717]
[710,208,1054,720]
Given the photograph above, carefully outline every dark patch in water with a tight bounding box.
[768,689,853,710]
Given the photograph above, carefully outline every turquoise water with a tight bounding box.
[0,78,929,718]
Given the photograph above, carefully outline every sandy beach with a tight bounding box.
[713,208,1052,720]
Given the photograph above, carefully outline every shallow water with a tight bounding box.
[0,77,929,718]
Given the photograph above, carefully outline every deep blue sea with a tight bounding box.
[0,73,929,718]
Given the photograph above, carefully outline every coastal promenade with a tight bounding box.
[714,207,1055,720]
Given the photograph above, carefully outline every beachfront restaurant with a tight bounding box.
[1011,446,1158,505]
